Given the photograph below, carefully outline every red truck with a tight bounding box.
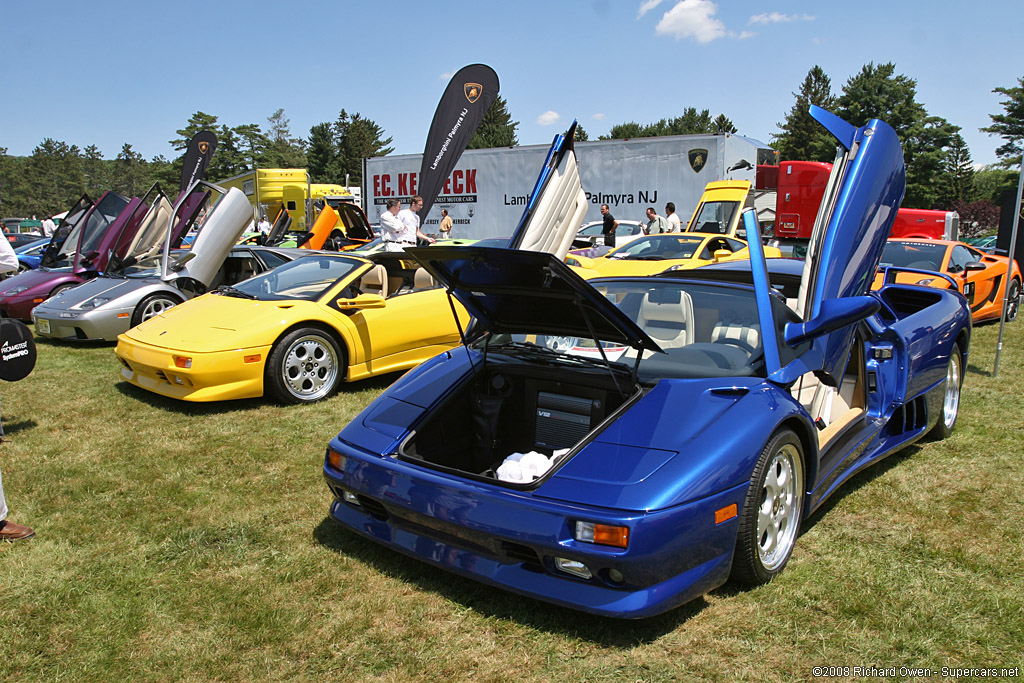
[762,161,958,252]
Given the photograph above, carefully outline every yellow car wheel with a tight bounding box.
[265,327,344,404]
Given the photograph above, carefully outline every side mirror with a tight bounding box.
[565,255,595,269]
[170,251,197,272]
[336,293,386,310]
[712,249,732,262]
[784,296,880,347]
[964,260,986,273]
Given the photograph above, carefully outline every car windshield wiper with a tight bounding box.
[214,285,257,300]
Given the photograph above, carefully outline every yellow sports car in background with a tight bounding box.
[115,252,466,403]
[566,233,782,277]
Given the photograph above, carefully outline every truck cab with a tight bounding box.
[684,180,758,240]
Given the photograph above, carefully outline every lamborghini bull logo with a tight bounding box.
[464,83,482,104]
[689,148,708,173]
[198,141,210,154]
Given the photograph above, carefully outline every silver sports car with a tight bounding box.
[33,182,257,341]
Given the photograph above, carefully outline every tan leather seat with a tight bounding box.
[637,289,694,348]
[359,264,388,297]
[413,268,435,290]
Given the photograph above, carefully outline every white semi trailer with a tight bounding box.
[362,132,771,239]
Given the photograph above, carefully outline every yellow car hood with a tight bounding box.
[123,293,322,353]
[588,257,702,277]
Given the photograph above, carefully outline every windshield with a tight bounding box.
[609,235,706,261]
[478,280,769,380]
[219,254,364,301]
[688,200,738,234]
[76,193,129,260]
[879,241,947,271]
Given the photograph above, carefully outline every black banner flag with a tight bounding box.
[0,319,36,382]
[180,131,218,193]
[417,64,499,222]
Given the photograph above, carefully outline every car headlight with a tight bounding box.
[915,278,935,286]
[3,286,28,295]
[81,297,111,309]
[663,264,682,271]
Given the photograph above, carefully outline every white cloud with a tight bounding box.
[655,0,727,43]
[749,12,814,24]
[537,111,561,126]
[439,71,454,80]
[637,0,664,19]
[592,113,606,121]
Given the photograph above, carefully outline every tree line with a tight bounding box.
[2,67,1021,232]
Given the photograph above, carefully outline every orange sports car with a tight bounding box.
[874,238,1021,323]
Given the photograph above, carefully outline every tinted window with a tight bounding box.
[879,241,946,271]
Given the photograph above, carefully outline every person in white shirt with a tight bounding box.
[257,216,271,235]
[397,196,435,247]
[41,217,56,237]
[380,199,412,252]
[665,202,682,232]
[0,236,34,541]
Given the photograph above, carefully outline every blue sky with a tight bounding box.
[2,0,1021,167]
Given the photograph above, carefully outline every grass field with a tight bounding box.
[1,321,1022,682]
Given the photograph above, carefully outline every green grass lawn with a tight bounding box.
[1,323,1022,682]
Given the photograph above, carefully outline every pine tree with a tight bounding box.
[603,108,735,139]
[836,62,957,208]
[468,96,519,149]
[334,110,393,185]
[114,143,147,198]
[981,76,1024,168]
[306,122,338,183]
[772,65,838,162]
[712,114,737,135]
[263,109,306,168]
[234,123,269,171]
[936,133,975,207]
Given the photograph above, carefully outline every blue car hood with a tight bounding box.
[536,376,788,511]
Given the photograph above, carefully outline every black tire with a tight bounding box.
[131,293,183,327]
[264,327,344,404]
[1004,279,1020,322]
[47,283,75,300]
[730,428,805,587]
[930,342,962,440]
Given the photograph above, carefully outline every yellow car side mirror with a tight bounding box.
[336,293,386,310]
[712,249,732,262]
[565,255,595,268]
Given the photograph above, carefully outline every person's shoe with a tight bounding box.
[0,520,35,541]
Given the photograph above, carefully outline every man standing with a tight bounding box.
[398,196,436,247]
[665,202,682,232]
[380,199,412,252]
[645,207,668,235]
[0,235,33,541]
[600,204,618,248]
[257,214,271,236]
[41,216,56,237]
[438,209,453,239]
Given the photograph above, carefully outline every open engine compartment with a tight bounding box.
[399,360,640,481]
